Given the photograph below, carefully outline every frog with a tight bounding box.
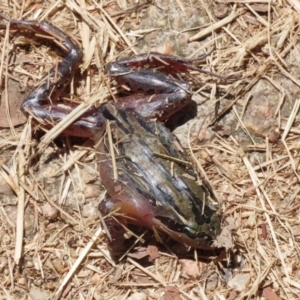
[0,18,222,254]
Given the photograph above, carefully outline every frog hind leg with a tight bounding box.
[98,194,155,257]
[107,60,192,122]
[0,20,106,137]
[113,90,191,122]
[98,198,127,257]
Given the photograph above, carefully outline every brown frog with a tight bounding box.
[0,19,221,254]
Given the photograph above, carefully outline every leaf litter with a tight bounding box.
[0,0,300,299]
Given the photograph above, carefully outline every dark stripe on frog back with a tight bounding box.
[118,140,215,229]
[105,106,217,228]
[104,103,191,162]
[122,110,217,225]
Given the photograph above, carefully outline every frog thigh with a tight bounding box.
[99,194,155,228]
[98,195,156,256]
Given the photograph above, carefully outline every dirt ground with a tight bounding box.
[1,0,300,299]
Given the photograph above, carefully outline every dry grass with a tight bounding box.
[1,0,300,299]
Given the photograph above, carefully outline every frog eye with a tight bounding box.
[182,226,214,242]
[155,216,196,238]
[182,226,197,237]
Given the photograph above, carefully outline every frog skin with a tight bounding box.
[97,105,221,251]
[0,19,221,252]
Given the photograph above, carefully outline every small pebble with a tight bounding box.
[228,273,251,292]
[127,292,147,300]
[214,4,229,19]
[29,286,51,300]
[2,233,11,245]
[51,258,65,273]
[0,257,8,272]
[42,203,58,220]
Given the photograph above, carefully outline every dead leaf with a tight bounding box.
[228,290,237,300]
[0,78,27,127]
[263,287,282,300]
[163,286,182,300]
[127,247,149,260]
[131,272,155,285]
[292,225,300,236]
[127,245,160,261]
[179,259,200,279]
[214,216,235,249]
[146,245,160,261]
[0,174,14,196]
[108,266,123,284]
